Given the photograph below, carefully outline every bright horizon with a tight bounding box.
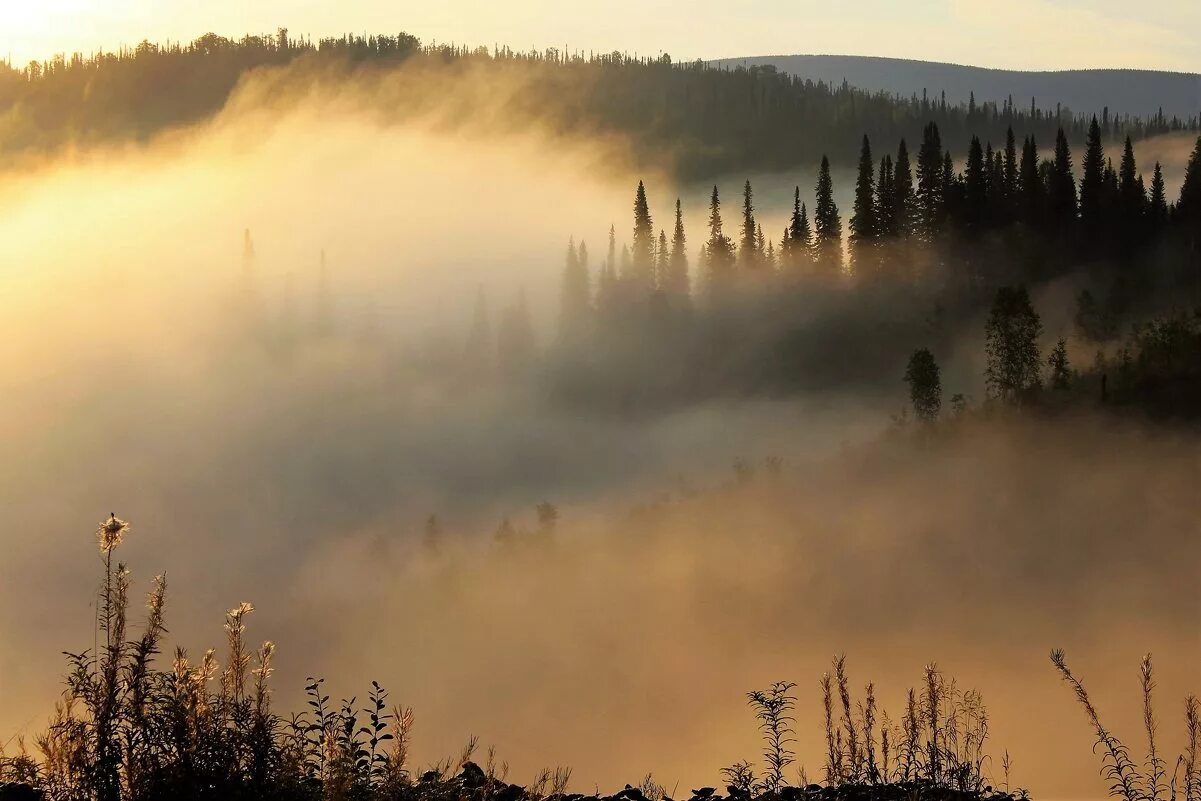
[1,0,1200,74]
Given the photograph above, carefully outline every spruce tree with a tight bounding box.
[1003,126,1019,218]
[1177,135,1201,250]
[1078,117,1106,230]
[667,198,691,298]
[941,151,959,229]
[1019,135,1042,226]
[1117,136,1143,221]
[893,140,915,238]
[963,136,988,231]
[704,185,736,295]
[739,179,758,271]
[783,186,806,270]
[1149,162,1168,230]
[785,189,815,274]
[1102,159,1119,230]
[656,229,669,289]
[915,122,945,242]
[850,135,877,270]
[631,180,655,291]
[1047,128,1078,229]
[813,156,843,275]
[876,154,896,239]
[987,142,1006,225]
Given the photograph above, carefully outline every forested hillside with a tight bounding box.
[712,55,1201,120]
[0,30,1197,178]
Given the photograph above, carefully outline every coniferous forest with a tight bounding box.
[548,119,1201,418]
[3,19,1201,801]
[1,30,1198,177]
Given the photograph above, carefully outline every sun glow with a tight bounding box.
[0,0,131,64]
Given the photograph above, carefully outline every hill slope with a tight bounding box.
[711,54,1201,119]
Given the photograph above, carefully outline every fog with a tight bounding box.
[0,60,1198,801]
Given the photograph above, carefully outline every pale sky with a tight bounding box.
[1,0,1200,73]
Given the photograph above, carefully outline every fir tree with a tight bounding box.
[1003,126,1019,217]
[893,139,915,238]
[850,135,877,262]
[704,184,736,294]
[963,136,988,231]
[1019,135,1042,225]
[739,179,759,270]
[656,229,669,289]
[941,151,959,228]
[916,122,945,241]
[666,198,691,298]
[1117,136,1145,224]
[1078,117,1106,230]
[1047,128,1078,227]
[1177,135,1201,250]
[784,187,814,274]
[987,141,1006,224]
[876,154,896,239]
[813,156,843,274]
[631,180,655,291]
[1149,161,1168,230]
[797,203,814,260]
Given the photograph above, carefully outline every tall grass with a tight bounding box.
[14,514,578,801]
[733,657,1012,798]
[1051,650,1200,801]
[6,515,1035,801]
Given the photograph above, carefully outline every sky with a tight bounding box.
[1,0,1200,73]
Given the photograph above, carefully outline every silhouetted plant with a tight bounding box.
[746,682,797,794]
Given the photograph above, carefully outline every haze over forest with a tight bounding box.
[0,18,1200,801]
[711,55,1201,119]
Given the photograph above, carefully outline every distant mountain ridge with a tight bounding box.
[711,54,1201,120]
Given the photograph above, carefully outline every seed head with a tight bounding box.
[97,513,130,553]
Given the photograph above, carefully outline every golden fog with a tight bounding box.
[0,58,1197,801]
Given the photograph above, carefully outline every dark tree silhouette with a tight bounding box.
[632,180,655,292]
[1047,128,1078,228]
[813,156,843,275]
[666,198,691,299]
[739,180,759,272]
[783,187,814,274]
[704,185,736,296]
[1047,339,1072,390]
[892,139,915,239]
[904,348,942,422]
[916,122,945,242]
[1178,136,1201,251]
[1078,117,1107,231]
[984,286,1044,402]
[850,135,877,272]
